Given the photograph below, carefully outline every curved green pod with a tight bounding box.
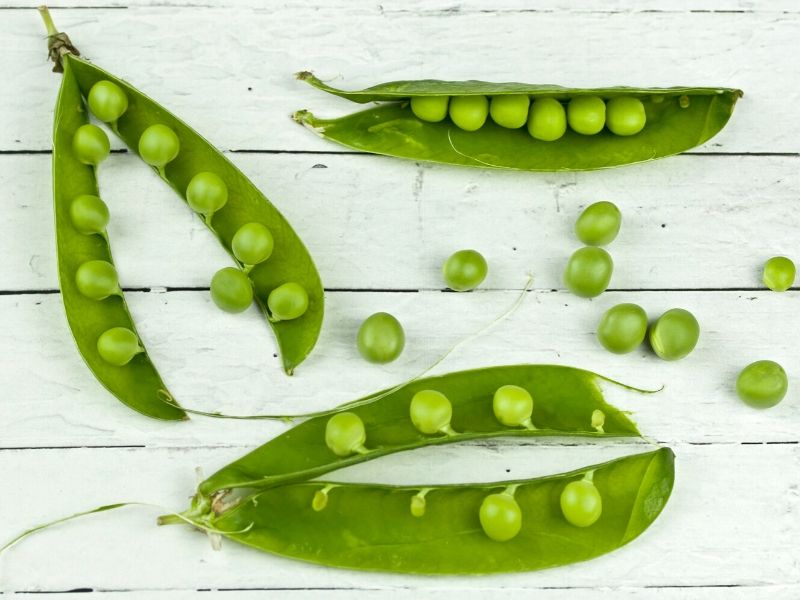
[294,72,742,171]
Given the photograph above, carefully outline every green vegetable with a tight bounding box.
[232,223,274,267]
[567,96,606,135]
[210,267,254,314]
[489,95,530,129]
[563,247,614,298]
[267,282,309,321]
[492,384,534,428]
[72,124,110,166]
[443,249,488,291]
[185,171,228,220]
[762,256,795,292]
[449,95,489,131]
[325,412,368,456]
[96,327,143,367]
[410,96,448,122]
[409,389,455,435]
[87,79,128,124]
[606,97,646,136]
[649,308,700,361]
[736,360,788,409]
[597,303,648,354]
[480,490,522,541]
[527,97,567,141]
[356,312,405,363]
[74,260,120,301]
[138,124,180,171]
[560,473,603,527]
[69,194,109,235]
[575,201,622,246]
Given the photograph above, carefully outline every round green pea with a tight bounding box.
[69,195,109,235]
[138,124,180,168]
[492,385,533,427]
[649,308,700,361]
[87,80,128,123]
[409,389,452,435]
[410,96,449,123]
[563,247,613,298]
[489,95,530,129]
[449,95,489,132]
[325,412,366,457]
[232,222,274,266]
[268,282,309,321]
[567,96,606,135]
[442,249,488,292]
[596,303,648,354]
[560,480,602,527]
[357,312,405,364]
[96,327,142,366]
[75,260,119,301]
[575,201,622,246]
[606,97,646,136]
[479,493,522,542]
[527,97,567,142]
[210,267,253,314]
[72,124,110,166]
[186,172,228,218]
[736,360,788,409]
[763,256,795,292]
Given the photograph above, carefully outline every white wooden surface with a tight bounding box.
[1,1,798,598]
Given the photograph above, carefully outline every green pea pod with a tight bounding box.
[294,72,742,171]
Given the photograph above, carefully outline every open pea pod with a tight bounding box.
[294,72,742,171]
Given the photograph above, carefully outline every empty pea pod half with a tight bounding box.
[293,72,742,171]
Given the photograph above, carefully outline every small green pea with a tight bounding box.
[232,222,274,266]
[606,97,646,136]
[449,96,489,132]
[527,97,567,142]
[69,195,109,235]
[492,385,533,428]
[410,96,449,122]
[87,80,128,123]
[72,124,110,166]
[186,172,228,218]
[410,493,427,517]
[210,267,253,314]
[138,124,180,168]
[489,95,530,129]
[75,260,120,301]
[736,360,788,409]
[649,308,699,361]
[443,249,488,292]
[567,96,606,135]
[596,303,648,354]
[325,411,367,457]
[409,389,454,435]
[357,312,405,364]
[563,247,613,298]
[479,492,522,542]
[575,201,622,246]
[96,327,142,366]
[560,479,602,527]
[763,256,795,292]
[267,282,309,321]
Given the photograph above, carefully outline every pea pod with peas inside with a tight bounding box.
[293,72,742,171]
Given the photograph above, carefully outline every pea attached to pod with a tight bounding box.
[96,327,143,366]
[324,411,368,457]
[87,80,128,124]
[72,124,110,167]
[560,473,602,527]
[527,97,567,142]
[606,97,646,136]
[449,96,489,132]
[186,172,228,220]
[492,384,534,429]
[567,96,606,135]
[479,488,522,542]
[138,124,180,170]
[489,95,530,129]
[268,282,310,321]
[75,260,120,301]
[232,222,274,267]
[69,195,110,235]
[410,96,449,123]
[357,312,405,364]
[210,267,254,314]
[409,389,456,436]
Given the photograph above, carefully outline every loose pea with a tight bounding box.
[575,201,622,246]
[563,247,613,298]
[596,303,648,354]
[527,97,567,142]
[560,479,602,527]
[96,327,142,366]
[410,96,449,123]
[87,80,128,123]
[138,124,180,168]
[649,308,699,361]
[69,195,109,235]
[357,312,405,364]
[449,96,489,131]
[489,95,530,129]
[75,260,119,301]
[325,411,367,457]
[409,390,454,435]
[763,256,795,292]
[210,267,253,314]
[267,282,309,321]
[232,222,274,266]
[493,385,533,428]
[606,97,646,136]
[442,249,488,292]
[479,492,522,542]
[72,124,110,166]
[567,96,606,135]
[736,360,788,409]
[186,172,228,218]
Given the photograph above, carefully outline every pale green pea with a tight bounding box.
[763,256,795,292]
[96,327,142,366]
[736,360,788,409]
[567,96,606,135]
[87,80,128,123]
[268,282,309,321]
[409,390,455,435]
[561,477,602,527]
[575,201,622,246]
[563,247,614,298]
[527,97,567,141]
[606,97,646,136]
[489,95,530,129]
[69,195,109,235]
[479,491,522,542]
[325,412,367,457]
[186,172,228,218]
[232,222,274,266]
[210,267,253,314]
[443,249,488,291]
[138,124,180,169]
[492,385,534,428]
[596,303,648,354]
[449,96,489,131]
[75,260,120,300]
[410,96,449,122]
[72,124,110,166]
[357,312,405,363]
[649,308,699,361]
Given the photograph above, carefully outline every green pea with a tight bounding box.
[210,267,253,314]
[75,260,120,301]
[596,303,648,354]
[69,195,109,235]
[357,312,405,363]
[560,479,602,527]
[96,327,142,366]
[606,97,646,136]
[186,172,228,218]
[563,247,613,298]
[87,80,128,123]
[649,308,699,361]
[736,360,788,409]
[479,492,522,542]
[527,97,567,142]
[138,124,180,168]
[232,222,274,266]
[325,411,367,457]
[442,249,488,292]
[575,201,622,246]
[449,96,489,132]
[763,256,795,292]
[409,389,454,435]
[567,96,606,135]
[266,282,309,321]
[492,385,533,428]
[489,95,530,129]
[410,96,449,122]
[72,124,110,166]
